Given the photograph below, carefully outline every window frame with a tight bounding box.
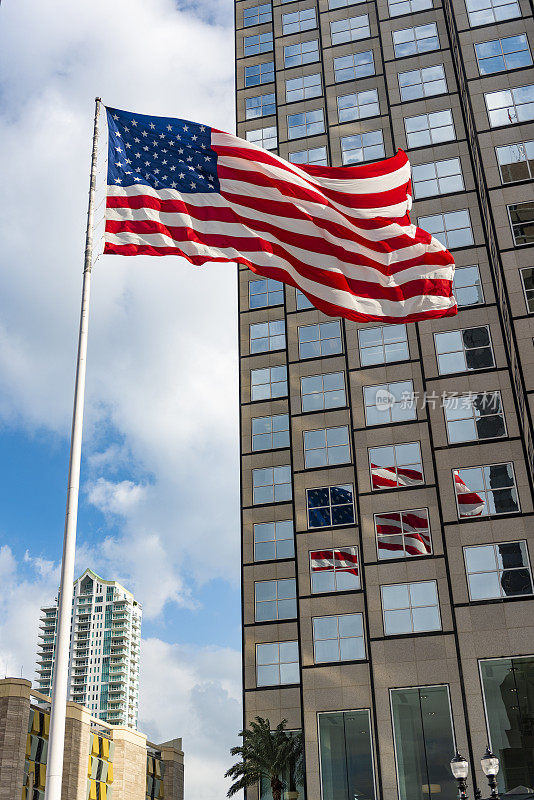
[474,35,532,76]
[333,50,375,82]
[252,465,292,504]
[496,139,534,183]
[254,578,297,622]
[249,319,286,353]
[368,441,425,491]
[453,462,520,519]
[520,267,534,312]
[243,3,272,27]
[298,321,343,359]
[306,483,356,529]
[453,264,484,307]
[282,7,317,35]
[283,39,320,68]
[337,89,380,122]
[398,64,447,102]
[465,0,521,27]
[463,541,533,602]
[303,425,351,469]
[287,108,325,140]
[485,84,534,128]
[285,72,322,103]
[252,413,291,451]
[300,371,347,413]
[246,125,278,151]
[244,61,275,87]
[381,580,441,635]
[404,108,456,149]
[392,22,440,58]
[374,508,432,559]
[289,146,328,166]
[363,380,417,426]
[341,129,385,165]
[411,157,464,199]
[418,208,474,250]
[244,31,274,57]
[330,14,371,45]
[388,0,432,16]
[253,520,295,562]
[245,92,277,120]
[248,277,284,309]
[358,324,410,366]
[317,709,378,800]
[443,391,506,445]
[312,612,366,663]
[434,325,494,375]
[256,640,300,686]
[309,546,361,593]
[507,201,534,246]
[250,365,288,401]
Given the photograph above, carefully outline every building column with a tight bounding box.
[159,738,185,800]
[61,702,93,800]
[0,678,32,800]
[111,725,147,800]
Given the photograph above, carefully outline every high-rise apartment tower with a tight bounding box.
[236,0,534,797]
[36,569,141,728]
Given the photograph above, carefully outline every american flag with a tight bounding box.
[310,548,359,575]
[371,464,424,490]
[104,107,457,323]
[375,510,432,556]
[454,472,485,517]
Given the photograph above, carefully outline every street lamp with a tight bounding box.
[451,752,470,800]
[481,747,500,799]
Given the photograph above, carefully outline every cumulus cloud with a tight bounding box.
[0,0,242,796]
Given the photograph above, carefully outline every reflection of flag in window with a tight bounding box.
[454,472,484,517]
[310,548,359,575]
[371,464,423,489]
[375,511,432,556]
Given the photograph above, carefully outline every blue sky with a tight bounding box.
[0,1,241,796]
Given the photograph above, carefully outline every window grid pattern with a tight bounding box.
[375,508,432,559]
[282,8,317,34]
[393,23,439,58]
[496,140,534,183]
[453,265,484,307]
[307,484,355,528]
[313,614,365,662]
[338,90,380,122]
[252,465,292,504]
[405,109,455,148]
[286,73,322,103]
[358,324,409,366]
[434,326,494,375]
[310,547,360,593]
[303,426,351,468]
[246,93,276,119]
[245,62,275,87]
[341,130,384,165]
[381,581,441,635]
[454,463,520,518]
[464,542,533,601]
[444,392,506,444]
[364,381,417,426]
[301,372,346,412]
[243,4,272,26]
[418,209,473,249]
[334,50,375,82]
[289,146,328,166]
[249,278,284,308]
[369,442,424,490]
[284,40,320,68]
[398,65,447,101]
[251,366,288,401]
[255,578,297,621]
[508,202,534,246]
[252,414,290,451]
[388,0,432,16]
[298,321,343,358]
[246,126,277,150]
[244,31,273,56]
[250,320,286,353]
[475,35,532,76]
[330,15,370,45]
[256,641,299,686]
[287,109,325,139]
[412,158,464,198]
[254,520,294,561]
[466,0,521,26]
[520,267,534,312]
[485,85,534,127]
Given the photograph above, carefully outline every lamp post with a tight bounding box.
[451,752,470,800]
[481,747,500,799]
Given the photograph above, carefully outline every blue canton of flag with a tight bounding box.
[106,107,220,193]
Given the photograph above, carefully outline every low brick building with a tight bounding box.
[0,678,184,800]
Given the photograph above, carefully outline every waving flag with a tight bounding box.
[371,464,424,490]
[104,107,457,323]
[311,548,359,575]
[375,510,432,556]
[454,472,485,517]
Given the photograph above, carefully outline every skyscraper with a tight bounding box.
[36,569,141,729]
[235,1,534,798]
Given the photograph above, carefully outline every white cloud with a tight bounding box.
[0,1,243,796]
[139,637,242,799]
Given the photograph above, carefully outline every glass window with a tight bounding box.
[282,7,317,34]
[252,465,292,504]
[388,0,432,16]
[341,130,384,165]
[496,140,534,183]
[246,126,277,150]
[250,320,286,352]
[249,277,284,308]
[313,613,365,662]
[337,89,380,122]
[466,0,521,26]
[405,109,455,148]
[391,686,457,800]
[453,264,484,307]
[382,580,441,634]
[244,31,273,56]
[358,324,409,366]
[243,4,272,26]
[331,14,370,45]
[329,0,367,6]
[298,321,342,358]
[364,381,417,426]
[285,73,322,103]
[303,426,350,468]
[255,578,297,621]
[393,23,439,57]
[485,84,534,127]
[444,392,506,444]
[398,64,447,101]
[520,267,534,312]
[412,158,464,198]
[369,442,424,490]
[475,36,532,76]
[245,61,275,87]
[464,541,532,601]
[256,641,299,686]
[287,109,325,139]
[307,484,355,528]
[434,326,494,374]
[479,657,534,793]
[375,508,432,559]
[284,40,320,68]
[254,520,294,561]
[301,372,346,412]
[310,547,360,592]
[333,50,375,82]
[508,201,534,245]
[418,209,474,249]
[289,146,328,165]
[251,365,288,401]
[252,414,290,450]
[318,710,376,800]
[454,463,520,518]
[296,288,315,308]
[246,93,276,119]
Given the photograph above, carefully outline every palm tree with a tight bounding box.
[225,716,304,800]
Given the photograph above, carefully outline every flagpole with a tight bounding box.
[44,96,102,800]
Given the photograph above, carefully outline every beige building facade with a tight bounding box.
[235,0,534,797]
[0,678,184,800]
